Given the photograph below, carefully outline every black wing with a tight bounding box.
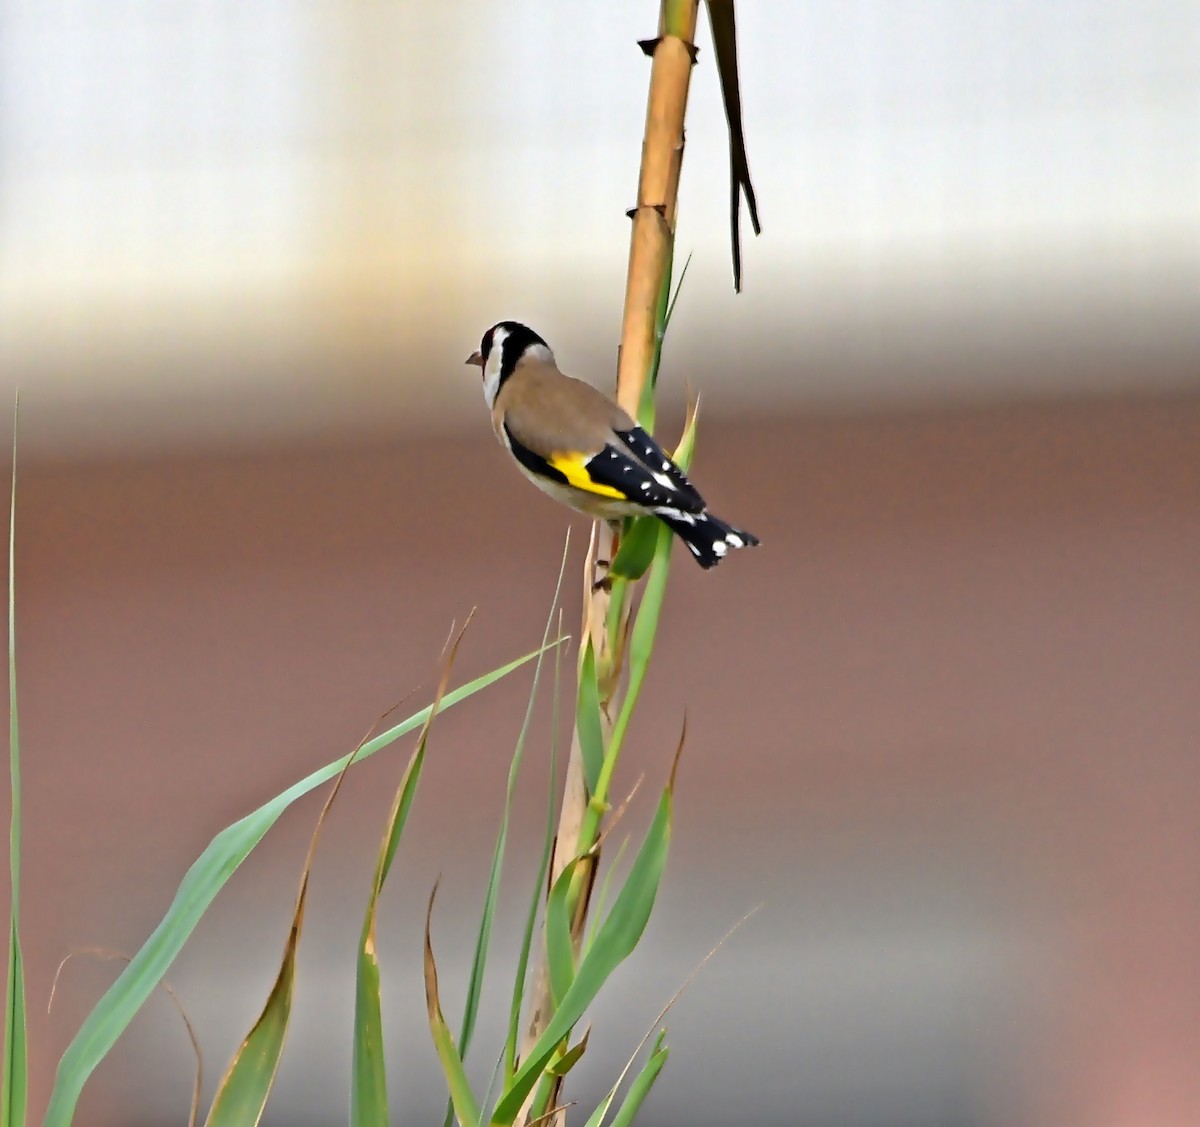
[581,437,705,513]
[612,425,705,510]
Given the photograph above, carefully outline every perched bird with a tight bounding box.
[465,321,759,568]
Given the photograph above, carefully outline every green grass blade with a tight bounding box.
[583,835,630,956]
[591,521,672,815]
[355,623,468,1127]
[352,937,387,1127]
[2,399,27,1127]
[202,910,301,1127]
[607,1033,668,1127]
[670,398,699,473]
[574,637,605,791]
[525,1067,559,1125]
[525,1029,590,1127]
[475,1050,506,1127]
[581,1029,668,1127]
[503,620,564,1087]
[608,519,659,583]
[489,774,675,1125]
[548,1028,589,1078]
[663,253,693,333]
[424,889,481,1127]
[544,857,586,1007]
[41,640,558,1127]
[581,1090,615,1127]
[353,714,437,1126]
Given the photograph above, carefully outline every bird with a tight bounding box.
[465,320,759,568]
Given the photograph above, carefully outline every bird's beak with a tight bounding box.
[465,351,484,368]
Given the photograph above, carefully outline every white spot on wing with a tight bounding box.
[713,541,728,557]
[726,534,744,548]
[651,472,676,491]
[640,481,651,490]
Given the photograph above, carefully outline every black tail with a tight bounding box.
[657,510,760,569]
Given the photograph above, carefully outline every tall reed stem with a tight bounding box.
[516,3,700,1122]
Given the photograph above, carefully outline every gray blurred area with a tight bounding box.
[2,3,1198,1125]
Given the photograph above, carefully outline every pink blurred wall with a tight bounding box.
[5,395,1198,1125]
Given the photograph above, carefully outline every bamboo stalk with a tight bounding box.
[515,4,700,1123]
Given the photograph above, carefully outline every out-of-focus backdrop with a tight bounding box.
[3,4,1198,1125]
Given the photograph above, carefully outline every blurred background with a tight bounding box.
[2,2,1198,1124]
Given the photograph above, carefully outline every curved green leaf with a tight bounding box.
[545,856,587,1007]
[424,889,481,1127]
[202,908,302,1127]
[608,1031,668,1127]
[608,519,659,583]
[575,637,605,791]
[3,402,27,1127]
[353,663,446,1126]
[582,1029,669,1127]
[503,627,565,1087]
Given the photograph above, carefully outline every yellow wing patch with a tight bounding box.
[547,451,627,500]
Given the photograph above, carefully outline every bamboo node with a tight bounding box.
[625,202,668,221]
[638,35,699,64]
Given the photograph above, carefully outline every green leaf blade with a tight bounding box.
[3,403,27,1127]
[353,734,429,1127]
[504,629,566,1085]
[202,913,300,1127]
[608,1034,669,1127]
[575,638,606,791]
[425,892,482,1127]
[608,519,660,583]
[544,858,585,1007]
[351,939,388,1127]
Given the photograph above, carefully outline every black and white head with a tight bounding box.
[465,321,554,407]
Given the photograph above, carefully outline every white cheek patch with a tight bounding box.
[481,326,509,408]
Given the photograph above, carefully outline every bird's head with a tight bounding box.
[466,321,553,407]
